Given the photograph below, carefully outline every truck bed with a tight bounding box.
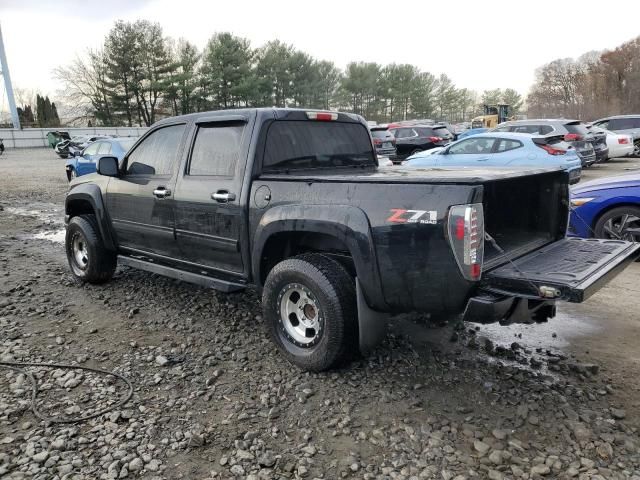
[258,165,565,184]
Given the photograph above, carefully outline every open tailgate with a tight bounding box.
[483,237,640,302]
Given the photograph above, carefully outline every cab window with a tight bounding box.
[125,124,185,176]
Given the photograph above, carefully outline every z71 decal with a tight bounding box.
[387,209,438,224]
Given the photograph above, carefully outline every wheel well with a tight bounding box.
[591,202,640,232]
[66,199,95,218]
[259,232,354,284]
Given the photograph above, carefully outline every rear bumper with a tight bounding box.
[594,147,609,162]
[463,292,556,324]
[568,168,581,184]
[578,152,597,166]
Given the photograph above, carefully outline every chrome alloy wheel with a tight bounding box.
[277,283,323,347]
[71,232,89,270]
[602,214,640,241]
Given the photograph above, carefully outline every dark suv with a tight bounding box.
[369,126,396,159]
[494,120,607,167]
[389,125,453,160]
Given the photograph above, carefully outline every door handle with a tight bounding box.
[153,187,171,198]
[211,191,236,203]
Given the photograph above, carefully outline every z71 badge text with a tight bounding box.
[386,209,438,224]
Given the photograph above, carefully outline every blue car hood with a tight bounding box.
[572,172,640,195]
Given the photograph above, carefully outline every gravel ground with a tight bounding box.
[0,148,639,480]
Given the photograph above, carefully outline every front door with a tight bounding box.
[105,123,187,260]
[439,137,497,166]
[173,119,248,276]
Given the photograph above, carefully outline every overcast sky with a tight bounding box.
[2,0,640,110]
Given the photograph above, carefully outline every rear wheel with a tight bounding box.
[633,140,640,157]
[65,215,116,284]
[262,253,357,371]
[594,206,640,242]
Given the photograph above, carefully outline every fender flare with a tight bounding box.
[252,204,386,311]
[65,184,116,251]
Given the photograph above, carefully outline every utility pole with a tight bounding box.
[0,23,20,129]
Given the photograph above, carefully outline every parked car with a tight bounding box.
[570,173,640,241]
[457,127,489,140]
[46,131,70,148]
[389,124,453,160]
[55,135,110,158]
[405,132,582,184]
[65,108,639,372]
[587,125,634,160]
[65,137,137,181]
[369,126,396,159]
[494,119,606,167]
[592,115,640,156]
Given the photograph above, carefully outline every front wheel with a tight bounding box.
[262,254,357,371]
[594,206,640,242]
[66,168,77,182]
[65,215,116,284]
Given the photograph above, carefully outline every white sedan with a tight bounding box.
[590,125,634,159]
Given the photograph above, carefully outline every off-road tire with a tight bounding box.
[65,215,116,284]
[263,253,357,371]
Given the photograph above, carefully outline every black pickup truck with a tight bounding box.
[64,108,640,371]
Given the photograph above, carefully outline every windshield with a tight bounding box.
[264,121,376,171]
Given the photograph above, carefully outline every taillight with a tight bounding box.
[564,133,582,141]
[448,204,484,281]
[538,144,567,155]
[618,137,630,144]
[428,136,443,142]
[306,111,338,121]
[373,138,382,145]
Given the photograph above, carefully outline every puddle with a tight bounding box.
[5,204,64,224]
[4,203,66,244]
[476,308,600,350]
[31,229,66,243]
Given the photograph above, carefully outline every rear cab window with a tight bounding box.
[263,121,375,172]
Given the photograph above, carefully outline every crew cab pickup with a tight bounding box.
[64,109,640,371]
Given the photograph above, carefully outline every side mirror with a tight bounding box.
[97,156,119,177]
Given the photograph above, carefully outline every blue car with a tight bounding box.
[570,173,640,241]
[405,132,582,184]
[65,137,137,181]
[456,127,489,140]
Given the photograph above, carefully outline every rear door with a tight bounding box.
[172,116,250,276]
[105,123,187,259]
[484,237,640,302]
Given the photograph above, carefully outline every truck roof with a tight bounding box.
[153,108,363,126]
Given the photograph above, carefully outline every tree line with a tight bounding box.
[527,36,640,120]
[54,20,523,127]
[16,94,61,127]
